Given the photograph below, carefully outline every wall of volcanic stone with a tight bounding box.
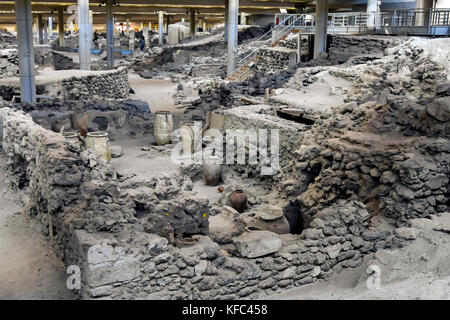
[59,67,130,101]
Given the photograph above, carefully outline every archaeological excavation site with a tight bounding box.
[0,0,449,303]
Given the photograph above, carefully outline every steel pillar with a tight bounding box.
[15,0,36,104]
[78,0,91,70]
[158,11,164,44]
[225,0,229,42]
[367,0,377,28]
[314,0,328,59]
[38,14,44,44]
[190,9,196,36]
[58,7,64,46]
[227,0,238,77]
[106,0,114,69]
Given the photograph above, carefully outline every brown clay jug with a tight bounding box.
[230,189,247,213]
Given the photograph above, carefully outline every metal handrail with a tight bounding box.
[236,14,306,76]
[231,8,450,81]
[237,14,297,66]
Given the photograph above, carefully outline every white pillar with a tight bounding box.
[227,0,238,77]
[126,18,130,33]
[415,0,434,26]
[314,0,328,59]
[89,10,94,46]
[240,12,246,25]
[158,11,164,44]
[49,17,53,37]
[15,0,36,103]
[78,0,91,70]
[366,0,377,28]
[106,0,114,69]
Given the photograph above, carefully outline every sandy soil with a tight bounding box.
[129,76,182,114]
[271,72,352,113]
[0,155,74,300]
[111,138,179,180]
[262,212,450,300]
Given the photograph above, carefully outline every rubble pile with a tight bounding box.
[331,38,449,104]
[0,32,16,48]
[238,26,268,44]
[272,39,450,227]
[0,49,19,78]
[52,51,78,70]
[255,47,297,72]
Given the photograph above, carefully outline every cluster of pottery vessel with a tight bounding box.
[62,131,112,162]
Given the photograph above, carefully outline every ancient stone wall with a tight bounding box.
[222,104,308,179]
[0,106,401,300]
[255,47,297,72]
[67,199,397,300]
[60,67,130,100]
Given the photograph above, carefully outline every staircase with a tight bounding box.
[227,14,307,82]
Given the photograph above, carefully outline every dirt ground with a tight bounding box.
[0,155,74,300]
[128,74,182,114]
[262,212,450,300]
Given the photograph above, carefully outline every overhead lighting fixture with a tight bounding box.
[280,9,287,14]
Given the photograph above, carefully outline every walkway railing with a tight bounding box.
[231,8,450,80]
[235,14,306,80]
[377,8,450,35]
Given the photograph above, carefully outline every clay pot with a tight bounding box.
[203,156,222,186]
[62,132,80,146]
[85,131,111,162]
[230,189,247,213]
[218,186,224,193]
[154,111,173,146]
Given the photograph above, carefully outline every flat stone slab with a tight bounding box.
[233,230,282,258]
[258,205,284,221]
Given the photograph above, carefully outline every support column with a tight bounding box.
[78,0,91,70]
[158,11,164,45]
[126,18,130,34]
[129,29,135,51]
[227,0,238,77]
[38,14,44,44]
[15,0,36,104]
[366,0,377,28]
[240,12,246,25]
[190,9,196,37]
[225,0,229,42]
[44,18,48,44]
[33,16,37,44]
[415,0,434,26]
[166,15,171,33]
[49,17,53,38]
[106,0,114,69]
[314,0,328,59]
[89,10,94,44]
[58,7,64,46]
